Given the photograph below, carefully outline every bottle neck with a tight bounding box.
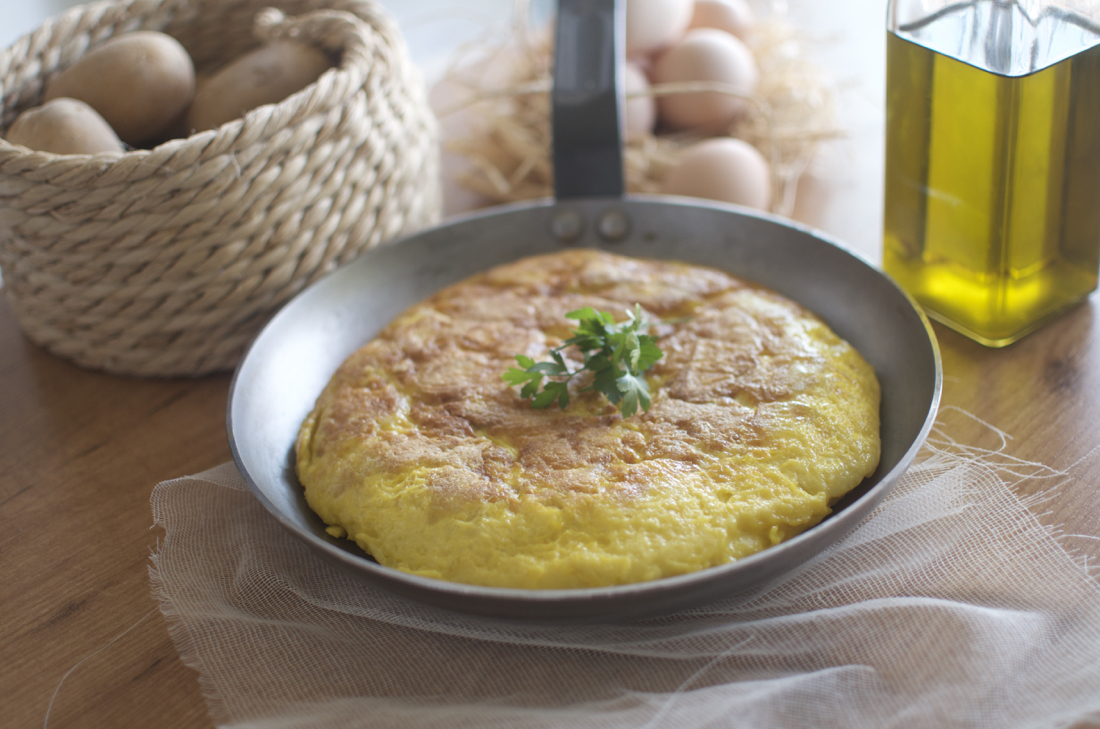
[890,0,1100,75]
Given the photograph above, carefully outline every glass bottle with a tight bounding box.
[883,0,1100,346]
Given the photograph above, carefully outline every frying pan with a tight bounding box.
[228,0,941,621]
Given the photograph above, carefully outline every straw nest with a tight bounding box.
[435,1,839,217]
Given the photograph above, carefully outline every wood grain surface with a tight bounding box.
[3,280,1100,728]
[0,296,229,729]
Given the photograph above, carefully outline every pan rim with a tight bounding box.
[227,196,942,619]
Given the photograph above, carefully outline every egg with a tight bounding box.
[623,61,656,139]
[651,28,759,130]
[660,137,772,210]
[688,0,756,40]
[625,0,694,57]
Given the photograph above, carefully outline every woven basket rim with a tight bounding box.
[0,0,393,173]
[0,0,441,377]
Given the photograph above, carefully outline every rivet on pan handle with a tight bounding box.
[552,0,626,200]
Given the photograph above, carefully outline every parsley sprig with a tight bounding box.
[503,305,663,417]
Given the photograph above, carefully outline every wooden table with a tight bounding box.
[4,2,1100,727]
[4,255,1100,729]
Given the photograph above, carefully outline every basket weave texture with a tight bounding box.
[0,0,441,376]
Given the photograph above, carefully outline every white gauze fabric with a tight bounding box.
[149,412,1100,728]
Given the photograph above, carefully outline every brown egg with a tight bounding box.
[660,137,772,210]
[623,62,656,139]
[688,0,757,40]
[651,28,759,130]
[625,0,694,57]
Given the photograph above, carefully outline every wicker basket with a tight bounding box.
[0,0,440,376]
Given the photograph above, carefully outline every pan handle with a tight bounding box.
[552,0,625,200]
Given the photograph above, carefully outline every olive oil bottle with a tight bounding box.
[883,1,1100,346]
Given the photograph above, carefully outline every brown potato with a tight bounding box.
[45,30,195,146]
[5,98,125,155]
[186,40,333,132]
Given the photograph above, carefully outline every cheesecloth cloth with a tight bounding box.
[149,410,1100,728]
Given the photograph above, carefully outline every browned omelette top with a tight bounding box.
[296,249,881,589]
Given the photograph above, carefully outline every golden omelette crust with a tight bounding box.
[296,250,881,589]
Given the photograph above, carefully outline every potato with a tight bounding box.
[5,98,125,155]
[186,40,333,132]
[45,30,195,146]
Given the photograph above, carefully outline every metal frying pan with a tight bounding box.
[228,0,942,621]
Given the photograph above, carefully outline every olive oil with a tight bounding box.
[883,2,1100,346]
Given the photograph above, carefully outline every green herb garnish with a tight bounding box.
[503,305,663,417]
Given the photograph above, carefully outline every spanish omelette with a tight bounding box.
[295,249,881,589]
